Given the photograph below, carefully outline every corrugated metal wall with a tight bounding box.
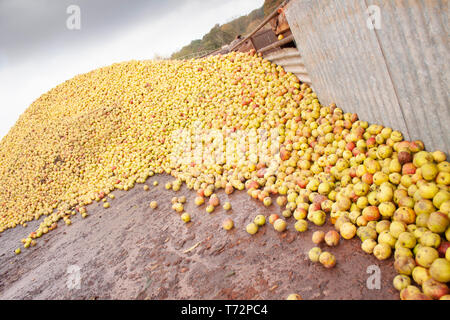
[285,0,449,155]
[263,47,312,86]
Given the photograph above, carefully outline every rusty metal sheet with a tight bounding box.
[275,9,291,34]
[250,28,279,51]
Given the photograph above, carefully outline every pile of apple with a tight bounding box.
[238,125,450,299]
[0,51,448,300]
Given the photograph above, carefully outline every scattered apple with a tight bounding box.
[222,218,234,230]
[274,219,287,232]
[308,247,322,262]
[246,222,258,235]
[319,251,336,268]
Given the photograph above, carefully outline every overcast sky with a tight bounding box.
[0,0,264,138]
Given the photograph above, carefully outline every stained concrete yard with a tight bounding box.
[0,174,398,299]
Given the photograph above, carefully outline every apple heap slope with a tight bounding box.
[0,51,449,299]
[0,52,301,230]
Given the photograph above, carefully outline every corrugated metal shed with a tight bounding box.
[285,0,449,155]
[263,47,312,86]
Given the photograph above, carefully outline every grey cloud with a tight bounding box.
[0,0,181,63]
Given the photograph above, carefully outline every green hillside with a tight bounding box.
[171,0,283,59]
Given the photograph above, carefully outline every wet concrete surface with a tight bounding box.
[0,174,399,300]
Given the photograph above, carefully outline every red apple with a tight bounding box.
[362,173,373,185]
[438,241,450,258]
[398,151,412,165]
[366,136,376,148]
[269,214,280,225]
[422,278,449,300]
[246,180,259,190]
[402,163,416,175]
[346,142,356,151]
[362,206,380,221]
[410,140,424,152]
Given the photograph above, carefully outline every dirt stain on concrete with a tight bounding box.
[0,174,398,300]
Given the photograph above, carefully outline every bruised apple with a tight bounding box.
[393,274,411,291]
[319,251,336,268]
[324,230,340,246]
[312,230,325,244]
[422,278,449,300]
